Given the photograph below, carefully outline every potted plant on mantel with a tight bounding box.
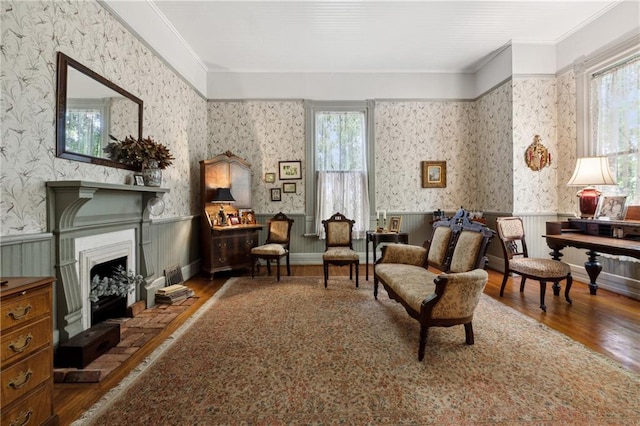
[90,265,144,325]
[104,135,175,186]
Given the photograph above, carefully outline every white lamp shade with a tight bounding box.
[567,157,616,186]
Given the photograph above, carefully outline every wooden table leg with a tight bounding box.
[584,249,602,295]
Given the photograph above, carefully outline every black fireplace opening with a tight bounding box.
[90,256,128,326]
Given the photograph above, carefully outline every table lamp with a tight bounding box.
[211,188,235,225]
[567,157,616,218]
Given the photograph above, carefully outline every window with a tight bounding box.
[576,37,639,206]
[304,101,374,239]
[590,56,639,205]
[65,98,110,158]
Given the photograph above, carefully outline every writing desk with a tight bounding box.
[544,219,640,294]
[365,231,409,280]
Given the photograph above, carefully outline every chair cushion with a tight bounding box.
[326,222,352,245]
[509,258,571,278]
[380,244,427,266]
[323,247,359,261]
[251,243,286,256]
[431,269,488,319]
[428,226,452,267]
[449,230,484,273]
[269,221,290,243]
[375,264,437,312]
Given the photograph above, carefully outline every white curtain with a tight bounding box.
[316,171,370,240]
[590,55,640,204]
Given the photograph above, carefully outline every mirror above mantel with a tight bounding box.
[55,52,143,170]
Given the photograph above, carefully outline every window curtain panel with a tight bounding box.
[315,171,370,240]
[591,56,640,204]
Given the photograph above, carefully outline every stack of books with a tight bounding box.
[155,284,194,304]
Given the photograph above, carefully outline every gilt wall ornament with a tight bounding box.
[524,135,551,171]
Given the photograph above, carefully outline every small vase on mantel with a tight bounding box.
[142,160,162,187]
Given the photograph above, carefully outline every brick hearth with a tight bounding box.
[54,297,197,383]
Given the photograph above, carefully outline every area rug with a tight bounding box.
[76,277,640,425]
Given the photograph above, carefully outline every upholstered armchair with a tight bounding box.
[496,216,572,311]
[322,212,359,288]
[251,212,294,281]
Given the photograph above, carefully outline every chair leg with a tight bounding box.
[520,276,527,292]
[349,264,353,280]
[539,280,547,311]
[355,261,359,288]
[499,273,509,297]
[464,322,474,345]
[373,277,379,300]
[565,274,573,304]
[266,260,272,276]
[418,325,428,361]
[286,253,291,276]
[251,256,256,278]
[276,258,281,282]
[324,262,328,288]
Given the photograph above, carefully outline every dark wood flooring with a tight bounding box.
[53,265,640,425]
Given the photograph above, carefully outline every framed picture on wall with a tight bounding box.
[279,160,302,180]
[421,161,446,188]
[265,172,276,183]
[595,195,627,220]
[283,182,296,193]
[271,188,282,201]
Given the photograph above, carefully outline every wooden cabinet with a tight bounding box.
[1,277,57,426]
[200,152,263,278]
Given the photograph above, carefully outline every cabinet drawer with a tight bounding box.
[1,381,53,426]
[1,347,52,407]
[1,287,52,332]
[1,316,52,369]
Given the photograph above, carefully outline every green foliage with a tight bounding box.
[90,265,144,303]
[104,135,175,170]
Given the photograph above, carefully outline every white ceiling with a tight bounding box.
[147,0,621,74]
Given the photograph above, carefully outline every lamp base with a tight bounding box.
[577,187,601,218]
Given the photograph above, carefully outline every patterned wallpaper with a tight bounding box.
[474,82,514,213]
[512,77,558,213]
[375,101,477,212]
[557,70,580,216]
[208,101,306,214]
[0,0,208,236]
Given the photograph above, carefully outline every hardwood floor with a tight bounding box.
[53,265,640,425]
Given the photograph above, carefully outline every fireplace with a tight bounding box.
[76,229,136,330]
[47,181,168,341]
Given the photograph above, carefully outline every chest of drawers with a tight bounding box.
[1,277,57,426]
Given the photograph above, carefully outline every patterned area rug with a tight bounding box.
[77,277,640,425]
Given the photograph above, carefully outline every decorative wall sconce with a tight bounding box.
[525,135,551,171]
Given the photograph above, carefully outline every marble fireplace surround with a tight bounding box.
[47,181,168,341]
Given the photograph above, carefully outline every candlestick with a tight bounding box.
[383,211,386,220]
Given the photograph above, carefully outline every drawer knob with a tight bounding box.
[8,369,32,390]
[9,409,33,426]
[7,304,32,321]
[8,333,33,353]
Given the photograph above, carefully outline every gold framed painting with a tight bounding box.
[389,216,402,233]
[421,161,446,188]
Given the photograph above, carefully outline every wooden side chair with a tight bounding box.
[251,212,294,281]
[322,212,359,288]
[496,216,572,311]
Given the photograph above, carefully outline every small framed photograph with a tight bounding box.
[239,209,256,224]
[595,195,627,220]
[283,182,296,193]
[271,188,282,201]
[265,172,276,183]
[228,215,241,226]
[421,161,446,188]
[279,160,302,180]
[389,216,402,233]
[134,175,145,186]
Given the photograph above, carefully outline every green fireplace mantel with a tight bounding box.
[46,180,169,340]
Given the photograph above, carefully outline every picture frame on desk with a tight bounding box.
[389,216,402,233]
[595,195,627,220]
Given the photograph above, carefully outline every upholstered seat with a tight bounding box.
[322,212,359,288]
[251,212,294,281]
[496,216,572,311]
